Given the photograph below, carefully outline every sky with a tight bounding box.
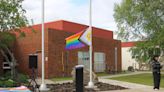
[22,0,122,33]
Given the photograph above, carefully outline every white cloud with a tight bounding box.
[22,0,122,32]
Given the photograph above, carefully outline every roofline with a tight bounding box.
[28,19,113,32]
[122,41,137,47]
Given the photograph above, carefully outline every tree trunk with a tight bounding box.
[138,62,142,70]
[0,47,17,80]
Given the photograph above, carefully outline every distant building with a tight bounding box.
[0,20,122,78]
[121,42,139,70]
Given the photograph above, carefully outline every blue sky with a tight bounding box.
[22,0,122,38]
[70,0,87,5]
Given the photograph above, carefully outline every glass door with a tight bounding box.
[94,52,106,72]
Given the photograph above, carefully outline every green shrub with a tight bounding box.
[128,66,134,72]
[0,81,3,87]
[17,73,29,83]
[3,79,16,87]
[3,71,12,80]
[0,72,29,87]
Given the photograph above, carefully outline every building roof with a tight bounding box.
[20,20,113,40]
[122,42,136,47]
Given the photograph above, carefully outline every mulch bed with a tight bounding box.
[47,82,128,92]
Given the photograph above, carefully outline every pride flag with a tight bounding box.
[79,27,91,46]
[65,31,85,50]
[65,27,91,50]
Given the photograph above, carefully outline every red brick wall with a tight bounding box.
[48,29,79,78]
[13,27,49,77]
[93,37,122,73]
[13,26,121,78]
[47,29,121,78]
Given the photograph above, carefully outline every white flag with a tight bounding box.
[79,27,92,46]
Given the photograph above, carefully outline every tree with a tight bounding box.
[114,0,164,64]
[0,0,28,79]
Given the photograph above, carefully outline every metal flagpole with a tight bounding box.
[39,0,49,91]
[88,0,94,88]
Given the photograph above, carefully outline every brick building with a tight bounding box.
[0,20,122,78]
[121,42,139,70]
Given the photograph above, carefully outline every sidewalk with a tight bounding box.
[36,78,164,92]
[99,79,164,92]
[99,71,151,79]
[35,71,164,92]
[35,78,72,84]
[99,71,164,92]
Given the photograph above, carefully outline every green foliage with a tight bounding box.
[0,32,16,48]
[0,72,29,87]
[0,72,16,87]
[0,0,28,48]
[0,0,29,82]
[130,42,161,62]
[0,81,3,86]
[3,71,12,80]
[3,79,16,87]
[0,0,28,32]
[114,0,164,62]
[16,73,29,83]
[127,66,134,71]
[114,0,164,42]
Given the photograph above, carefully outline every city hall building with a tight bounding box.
[0,20,122,78]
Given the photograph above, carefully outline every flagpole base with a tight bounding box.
[39,84,49,91]
[86,81,96,88]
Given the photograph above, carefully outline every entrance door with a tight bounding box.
[94,52,106,72]
[78,51,90,70]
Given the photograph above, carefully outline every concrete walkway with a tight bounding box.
[36,71,164,92]
[99,71,164,92]
[100,79,164,92]
[99,71,149,79]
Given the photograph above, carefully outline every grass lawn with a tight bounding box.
[110,73,164,88]
[51,77,73,82]
[96,71,131,77]
[50,71,131,82]
[96,72,110,77]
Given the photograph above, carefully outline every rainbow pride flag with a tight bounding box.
[65,31,85,50]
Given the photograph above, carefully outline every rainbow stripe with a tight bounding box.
[65,31,85,50]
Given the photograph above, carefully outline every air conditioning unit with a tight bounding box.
[3,62,11,69]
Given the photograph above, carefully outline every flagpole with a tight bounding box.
[40,0,49,90]
[88,0,94,88]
